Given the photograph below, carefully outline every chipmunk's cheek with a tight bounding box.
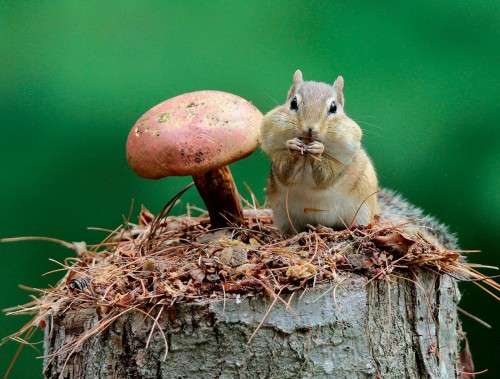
[316,132,328,143]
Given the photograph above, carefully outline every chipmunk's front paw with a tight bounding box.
[306,141,324,155]
[286,138,305,153]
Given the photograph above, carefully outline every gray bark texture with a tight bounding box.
[44,272,462,379]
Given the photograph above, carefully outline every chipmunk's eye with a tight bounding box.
[328,101,337,114]
[290,96,298,111]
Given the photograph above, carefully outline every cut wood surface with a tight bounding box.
[44,272,461,379]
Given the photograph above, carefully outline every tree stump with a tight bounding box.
[43,272,462,378]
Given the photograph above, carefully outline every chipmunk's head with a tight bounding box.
[285,69,346,142]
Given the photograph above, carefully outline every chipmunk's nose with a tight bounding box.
[303,124,319,139]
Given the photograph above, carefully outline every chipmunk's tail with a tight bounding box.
[377,188,459,250]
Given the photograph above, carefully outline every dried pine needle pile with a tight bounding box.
[3,204,499,361]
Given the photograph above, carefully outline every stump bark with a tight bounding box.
[44,272,462,379]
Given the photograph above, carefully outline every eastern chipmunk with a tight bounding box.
[261,70,379,233]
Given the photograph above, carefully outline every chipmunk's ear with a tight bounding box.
[287,69,303,99]
[293,69,303,84]
[333,75,344,107]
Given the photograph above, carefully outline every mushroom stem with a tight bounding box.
[192,166,244,228]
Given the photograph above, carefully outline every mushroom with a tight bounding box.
[126,90,262,228]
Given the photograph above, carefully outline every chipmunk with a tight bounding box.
[261,70,379,234]
[261,70,458,251]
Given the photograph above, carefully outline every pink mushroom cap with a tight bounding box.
[127,90,262,179]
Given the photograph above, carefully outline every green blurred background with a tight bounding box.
[1,1,498,377]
